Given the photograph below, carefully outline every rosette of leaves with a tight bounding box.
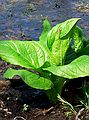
[0,18,88,104]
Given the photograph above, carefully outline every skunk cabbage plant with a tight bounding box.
[0,18,89,104]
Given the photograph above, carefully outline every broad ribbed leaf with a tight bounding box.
[44,55,89,79]
[4,68,53,90]
[0,40,49,69]
[39,19,52,45]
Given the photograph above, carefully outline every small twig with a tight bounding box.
[75,108,85,120]
[13,116,26,120]
[42,106,54,115]
[34,106,54,118]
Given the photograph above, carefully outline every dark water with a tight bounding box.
[0,0,89,40]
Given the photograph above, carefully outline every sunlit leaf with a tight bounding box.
[44,55,89,79]
[0,40,50,69]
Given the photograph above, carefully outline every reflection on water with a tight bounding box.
[0,0,89,40]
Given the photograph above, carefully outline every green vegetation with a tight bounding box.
[0,18,89,106]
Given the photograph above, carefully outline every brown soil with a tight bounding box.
[0,83,75,120]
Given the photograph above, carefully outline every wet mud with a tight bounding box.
[0,0,89,40]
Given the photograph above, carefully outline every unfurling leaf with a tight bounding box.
[39,18,52,46]
[47,18,80,65]
[73,26,83,52]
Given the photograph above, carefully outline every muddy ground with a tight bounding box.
[0,0,89,40]
[1,0,89,120]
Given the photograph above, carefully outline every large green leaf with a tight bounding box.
[44,55,89,79]
[39,19,52,45]
[0,40,50,69]
[4,68,53,90]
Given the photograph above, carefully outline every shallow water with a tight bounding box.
[0,0,89,40]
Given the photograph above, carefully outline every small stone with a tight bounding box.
[0,80,11,89]
[0,69,2,73]
[85,114,89,120]
[51,111,56,114]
